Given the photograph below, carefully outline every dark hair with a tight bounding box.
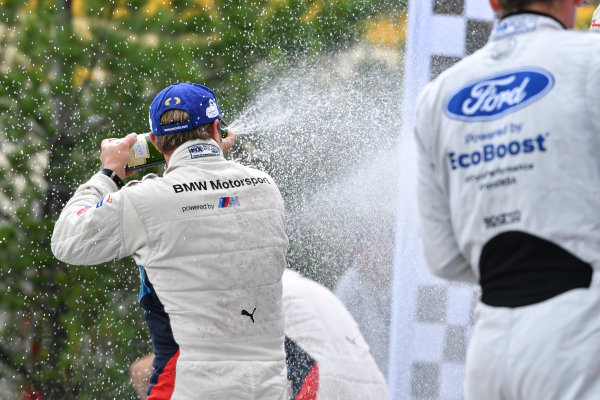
[155,109,212,154]
[498,0,558,12]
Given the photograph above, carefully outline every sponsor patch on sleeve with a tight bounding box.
[77,206,92,216]
[96,194,112,208]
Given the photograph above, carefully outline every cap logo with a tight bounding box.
[165,97,181,106]
[206,99,219,119]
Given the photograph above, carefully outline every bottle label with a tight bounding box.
[123,133,166,172]
[132,138,149,159]
[128,137,149,167]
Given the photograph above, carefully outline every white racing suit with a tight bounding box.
[415,13,600,400]
[52,139,289,400]
[282,270,390,400]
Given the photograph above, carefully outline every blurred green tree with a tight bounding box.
[0,0,405,398]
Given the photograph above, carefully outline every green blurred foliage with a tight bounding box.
[0,0,405,398]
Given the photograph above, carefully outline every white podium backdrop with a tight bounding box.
[388,1,494,399]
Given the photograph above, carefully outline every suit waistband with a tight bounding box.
[479,231,593,307]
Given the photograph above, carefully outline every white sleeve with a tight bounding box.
[51,173,147,266]
[586,42,600,134]
[414,91,477,284]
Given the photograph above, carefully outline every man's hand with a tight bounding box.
[220,129,237,153]
[100,133,137,179]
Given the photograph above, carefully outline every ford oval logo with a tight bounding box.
[445,68,554,122]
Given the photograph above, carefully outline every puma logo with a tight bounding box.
[241,307,256,323]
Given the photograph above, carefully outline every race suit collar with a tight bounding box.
[165,138,224,174]
[501,11,566,29]
[491,12,565,41]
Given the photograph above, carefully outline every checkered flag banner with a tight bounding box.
[388,1,494,399]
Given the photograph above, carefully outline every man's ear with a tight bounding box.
[148,132,162,154]
[211,120,221,143]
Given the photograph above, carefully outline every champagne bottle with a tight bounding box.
[125,133,165,172]
[219,119,229,138]
[125,120,228,172]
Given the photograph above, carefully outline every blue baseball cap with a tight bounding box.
[149,82,222,136]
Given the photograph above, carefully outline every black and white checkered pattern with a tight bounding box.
[389,1,494,399]
[412,5,492,399]
[430,0,494,79]
[408,282,480,399]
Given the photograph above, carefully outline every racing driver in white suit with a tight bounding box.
[52,83,289,400]
[415,1,600,399]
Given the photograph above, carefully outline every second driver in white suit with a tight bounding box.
[415,1,600,399]
[130,269,391,400]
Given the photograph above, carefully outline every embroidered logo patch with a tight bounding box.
[218,196,240,208]
[206,99,219,119]
[445,68,554,122]
[96,194,112,208]
[187,143,220,159]
[77,206,92,216]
